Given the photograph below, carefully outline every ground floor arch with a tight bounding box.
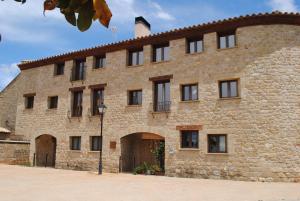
[120,132,165,173]
[35,134,57,167]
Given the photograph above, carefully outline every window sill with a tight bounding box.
[151,60,170,65]
[88,151,100,153]
[92,67,106,71]
[179,148,200,151]
[70,79,85,83]
[68,150,81,153]
[126,105,142,108]
[70,116,82,118]
[218,97,241,100]
[185,51,204,56]
[206,152,229,155]
[217,46,238,51]
[179,100,200,103]
[151,111,171,114]
[46,108,58,111]
[126,64,144,68]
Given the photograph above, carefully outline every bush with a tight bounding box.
[133,162,161,175]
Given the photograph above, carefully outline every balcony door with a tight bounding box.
[154,80,170,112]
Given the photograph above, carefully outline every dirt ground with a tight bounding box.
[0,164,300,201]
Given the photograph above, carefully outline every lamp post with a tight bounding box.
[98,103,107,175]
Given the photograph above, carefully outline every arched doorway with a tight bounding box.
[120,132,165,173]
[35,134,57,167]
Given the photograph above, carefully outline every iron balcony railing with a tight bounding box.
[72,106,82,117]
[154,101,171,112]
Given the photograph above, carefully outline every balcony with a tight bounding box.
[153,101,171,112]
[72,106,82,117]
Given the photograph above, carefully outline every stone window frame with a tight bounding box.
[90,136,101,151]
[88,84,107,116]
[186,37,204,54]
[48,96,58,109]
[207,134,228,154]
[180,130,199,149]
[127,48,144,67]
[54,62,65,76]
[93,54,106,69]
[218,78,240,99]
[217,30,237,49]
[70,136,81,151]
[23,93,36,109]
[180,83,199,101]
[152,42,170,63]
[127,89,143,106]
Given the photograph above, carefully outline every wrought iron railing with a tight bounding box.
[72,106,82,117]
[154,101,171,112]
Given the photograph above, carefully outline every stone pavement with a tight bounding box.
[0,164,300,201]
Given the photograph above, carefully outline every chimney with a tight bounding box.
[135,16,151,38]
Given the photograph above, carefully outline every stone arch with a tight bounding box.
[35,134,57,167]
[120,132,165,173]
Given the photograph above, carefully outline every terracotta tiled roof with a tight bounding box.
[18,11,300,70]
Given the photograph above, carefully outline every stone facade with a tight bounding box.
[1,14,300,182]
[0,140,30,165]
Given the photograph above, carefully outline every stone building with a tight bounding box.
[1,12,300,182]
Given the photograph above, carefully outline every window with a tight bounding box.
[92,88,104,115]
[71,59,85,81]
[128,49,143,66]
[128,90,142,105]
[54,63,64,75]
[181,131,199,149]
[219,80,238,98]
[90,136,101,151]
[208,134,227,153]
[94,55,106,69]
[70,136,81,150]
[218,31,236,49]
[72,91,83,117]
[187,39,203,53]
[153,44,170,62]
[154,80,170,112]
[25,96,35,109]
[48,96,58,109]
[182,84,198,101]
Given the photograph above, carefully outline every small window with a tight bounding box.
[128,49,143,66]
[72,91,83,117]
[153,44,170,62]
[90,136,101,151]
[54,63,64,75]
[218,31,236,49]
[219,80,238,98]
[94,55,106,69]
[92,88,104,115]
[208,134,227,153]
[128,90,142,105]
[25,96,34,109]
[182,84,198,101]
[187,39,203,54]
[48,96,58,109]
[181,131,199,149]
[70,136,81,150]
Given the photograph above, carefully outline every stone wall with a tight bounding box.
[0,140,30,165]
[9,24,300,182]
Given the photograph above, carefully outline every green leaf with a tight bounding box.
[77,2,94,31]
[64,11,76,26]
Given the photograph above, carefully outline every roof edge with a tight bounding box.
[18,11,300,70]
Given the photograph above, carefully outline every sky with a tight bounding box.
[0,0,299,91]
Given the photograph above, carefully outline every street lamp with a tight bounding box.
[98,103,107,175]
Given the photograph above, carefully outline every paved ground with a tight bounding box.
[0,164,300,201]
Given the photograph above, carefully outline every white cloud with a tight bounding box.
[148,1,175,21]
[0,63,20,91]
[268,0,298,12]
[0,0,63,43]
